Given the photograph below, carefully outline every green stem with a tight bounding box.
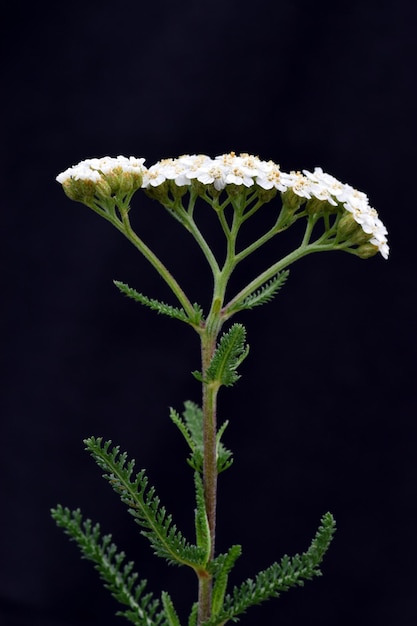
[184,213,221,277]
[234,219,286,264]
[198,574,212,626]
[197,324,221,626]
[301,213,319,246]
[113,208,197,321]
[224,237,336,318]
[196,222,238,626]
[201,336,220,552]
[234,208,308,265]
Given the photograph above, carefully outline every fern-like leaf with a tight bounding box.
[210,544,242,616]
[188,603,198,626]
[170,402,233,474]
[216,421,233,473]
[169,404,203,473]
[182,401,204,448]
[194,472,211,565]
[161,591,182,626]
[84,437,207,570]
[204,512,336,626]
[230,271,289,313]
[114,280,203,326]
[50,506,167,626]
[193,324,249,388]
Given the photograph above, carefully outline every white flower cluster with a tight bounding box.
[142,153,292,192]
[56,155,146,184]
[302,167,389,259]
[56,153,389,259]
[141,153,389,259]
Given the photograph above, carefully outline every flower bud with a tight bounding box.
[337,212,359,238]
[130,170,144,191]
[101,166,142,195]
[255,186,278,203]
[226,184,247,199]
[348,227,372,245]
[94,177,113,199]
[145,181,170,203]
[280,189,304,211]
[102,166,123,194]
[62,178,97,203]
[355,243,379,259]
[118,171,134,194]
[305,197,337,215]
[168,181,189,200]
[192,180,221,200]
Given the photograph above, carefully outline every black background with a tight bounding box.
[2,1,416,625]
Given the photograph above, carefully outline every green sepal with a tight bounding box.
[204,512,336,626]
[229,270,289,314]
[194,472,211,565]
[50,506,166,626]
[193,324,249,388]
[161,591,181,626]
[210,544,242,617]
[169,402,233,474]
[84,436,207,570]
[114,280,204,326]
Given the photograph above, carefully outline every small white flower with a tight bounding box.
[256,163,291,192]
[287,171,314,199]
[226,166,255,187]
[194,164,229,191]
[310,183,338,206]
[56,169,72,184]
[303,167,344,193]
[142,164,167,187]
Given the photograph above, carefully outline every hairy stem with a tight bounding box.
[198,321,221,626]
[197,262,234,625]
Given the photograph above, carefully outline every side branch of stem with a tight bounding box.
[115,210,198,322]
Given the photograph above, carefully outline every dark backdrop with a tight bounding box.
[2,1,416,625]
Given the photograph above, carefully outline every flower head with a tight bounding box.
[57,153,389,259]
[56,156,146,203]
[302,167,389,259]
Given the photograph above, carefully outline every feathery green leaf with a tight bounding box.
[169,407,197,456]
[216,421,233,473]
[114,280,203,326]
[204,512,336,626]
[194,472,211,565]
[169,402,203,472]
[50,505,166,626]
[182,401,204,447]
[194,324,249,388]
[188,603,198,626]
[84,436,207,570]
[161,592,181,626]
[231,271,289,313]
[169,402,233,474]
[210,545,242,617]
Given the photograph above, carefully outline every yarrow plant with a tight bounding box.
[53,152,388,626]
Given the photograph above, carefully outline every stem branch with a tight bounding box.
[116,209,197,321]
